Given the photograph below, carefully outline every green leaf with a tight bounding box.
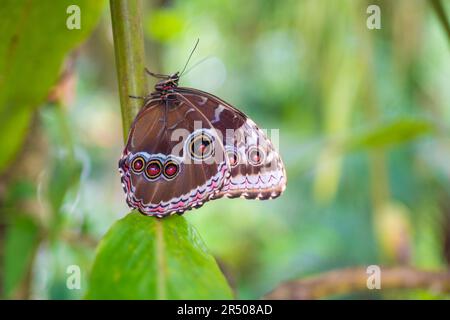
[0,0,105,174]
[86,212,233,299]
[345,117,435,151]
[3,216,40,298]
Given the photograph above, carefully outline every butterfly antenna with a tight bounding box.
[181,55,213,77]
[179,38,199,77]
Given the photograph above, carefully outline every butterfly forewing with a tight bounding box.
[119,97,229,217]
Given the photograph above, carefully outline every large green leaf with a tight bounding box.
[86,212,233,299]
[0,0,105,173]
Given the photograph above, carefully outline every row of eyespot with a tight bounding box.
[187,131,266,167]
[226,146,265,167]
[131,156,180,180]
[131,146,264,179]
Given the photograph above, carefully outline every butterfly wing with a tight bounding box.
[119,98,230,217]
[173,88,287,200]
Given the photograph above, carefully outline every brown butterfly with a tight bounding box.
[119,41,286,217]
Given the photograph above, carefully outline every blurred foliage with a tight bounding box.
[0,0,105,174]
[0,0,106,298]
[145,8,185,42]
[4,215,39,298]
[344,117,435,152]
[40,106,84,233]
[87,212,233,299]
[0,0,449,300]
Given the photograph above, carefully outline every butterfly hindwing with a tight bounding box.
[175,88,287,200]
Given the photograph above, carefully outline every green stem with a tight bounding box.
[110,0,147,141]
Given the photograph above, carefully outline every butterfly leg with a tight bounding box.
[129,95,146,99]
[145,68,169,79]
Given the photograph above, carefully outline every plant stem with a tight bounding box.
[110,0,147,141]
[264,266,450,299]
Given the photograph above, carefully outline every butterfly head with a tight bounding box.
[155,72,180,92]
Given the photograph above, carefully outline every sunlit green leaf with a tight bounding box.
[145,9,184,42]
[86,212,233,299]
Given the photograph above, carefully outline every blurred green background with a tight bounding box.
[0,0,449,299]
